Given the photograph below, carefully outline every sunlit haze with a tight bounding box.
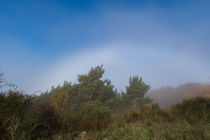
[0,0,210,93]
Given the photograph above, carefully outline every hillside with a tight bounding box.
[147,83,210,108]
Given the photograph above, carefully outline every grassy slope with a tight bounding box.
[89,121,210,140]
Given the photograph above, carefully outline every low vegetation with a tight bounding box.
[0,66,209,140]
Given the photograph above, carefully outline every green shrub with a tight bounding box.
[171,97,210,123]
[24,99,62,139]
[81,101,111,130]
[0,91,31,140]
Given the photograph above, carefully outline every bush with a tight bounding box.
[124,104,152,123]
[0,91,31,140]
[24,98,62,139]
[81,101,111,130]
[171,97,210,123]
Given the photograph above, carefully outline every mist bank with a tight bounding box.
[147,83,210,108]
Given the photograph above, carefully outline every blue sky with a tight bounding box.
[0,0,210,93]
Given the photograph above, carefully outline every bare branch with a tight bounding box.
[0,71,16,90]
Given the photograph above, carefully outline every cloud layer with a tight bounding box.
[30,42,210,93]
[0,1,209,93]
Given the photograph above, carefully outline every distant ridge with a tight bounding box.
[146,83,210,108]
